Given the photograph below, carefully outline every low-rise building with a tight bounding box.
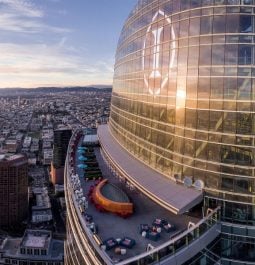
[0,230,63,265]
[23,137,32,148]
[27,153,37,165]
[54,185,64,195]
[31,187,52,224]
[43,149,53,165]
[5,140,17,153]
[32,210,53,224]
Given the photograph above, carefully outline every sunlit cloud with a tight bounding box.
[0,42,113,87]
[0,0,116,88]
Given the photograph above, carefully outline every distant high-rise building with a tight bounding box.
[0,154,28,230]
[51,128,72,185]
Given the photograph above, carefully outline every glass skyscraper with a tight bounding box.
[65,1,255,264]
[110,0,255,224]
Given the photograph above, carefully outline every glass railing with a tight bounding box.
[115,207,221,265]
[65,129,114,265]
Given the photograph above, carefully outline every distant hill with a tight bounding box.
[0,86,112,95]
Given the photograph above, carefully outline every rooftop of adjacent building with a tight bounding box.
[22,231,49,248]
[20,230,52,249]
[0,230,63,261]
[0,154,27,167]
[0,154,23,161]
[32,209,52,217]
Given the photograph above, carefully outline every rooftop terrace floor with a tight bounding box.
[75,141,201,262]
[98,125,203,215]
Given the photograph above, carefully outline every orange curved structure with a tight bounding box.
[92,179,133,216]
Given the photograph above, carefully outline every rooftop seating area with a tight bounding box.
[71,135,201,261]
[66,130,221,264]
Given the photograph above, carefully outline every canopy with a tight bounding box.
[78,164,88,169]
[78,146,87,150]
[79,156,86,161]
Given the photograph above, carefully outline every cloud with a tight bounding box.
[0,42,113,87]
[0,13,70,33]
[96,61,114,73]
[0,0,44,18]
[0,0,114,88]
[0,0,70,33]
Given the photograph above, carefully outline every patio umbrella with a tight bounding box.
[78,147,87,150]
[78,164,88,169]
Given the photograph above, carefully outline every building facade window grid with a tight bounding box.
[110,0,255,223]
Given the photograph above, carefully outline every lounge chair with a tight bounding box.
[103,238,118,250]
[120,237,136,249]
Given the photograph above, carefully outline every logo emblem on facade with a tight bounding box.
[142,10,176,96]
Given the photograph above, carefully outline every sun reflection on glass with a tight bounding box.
[176,88,186,109]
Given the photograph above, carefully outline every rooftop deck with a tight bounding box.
[65,130,222,265]
[97,124,203,215]
[74,139,200,261]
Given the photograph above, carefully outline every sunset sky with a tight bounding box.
[0,0,137,88]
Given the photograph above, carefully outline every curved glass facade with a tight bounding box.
[110,0,255,220]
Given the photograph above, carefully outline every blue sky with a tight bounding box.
[0,0,137,88]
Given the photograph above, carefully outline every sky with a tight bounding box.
[0,0,137,88]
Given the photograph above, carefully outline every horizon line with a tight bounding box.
[0,84,113,90]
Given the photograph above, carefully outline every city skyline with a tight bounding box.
[0,0,136,89]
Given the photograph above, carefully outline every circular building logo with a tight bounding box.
[142,10,176,96]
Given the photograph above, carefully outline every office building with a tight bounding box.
[51,128,72,185]
[0,230,64,265]
[0,154,28,230]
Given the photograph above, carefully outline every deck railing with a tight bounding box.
[65,129,221,265]
[115,207,220,265]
